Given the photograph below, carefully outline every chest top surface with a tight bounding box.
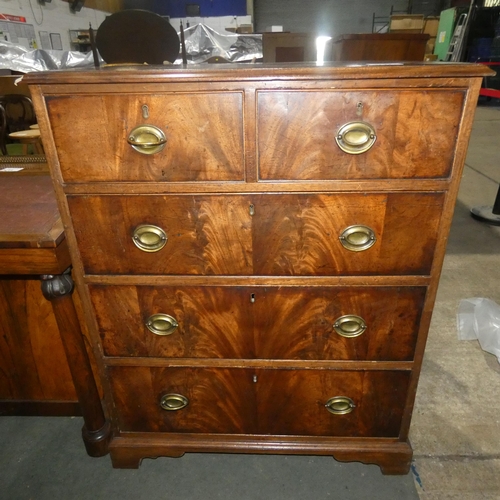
[24,61,493,85]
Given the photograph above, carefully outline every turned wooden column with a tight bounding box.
[41,269,111,457]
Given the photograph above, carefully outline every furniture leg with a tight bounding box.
[41,268,111,457]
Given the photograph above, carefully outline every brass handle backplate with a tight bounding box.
[146,313,178,336]
[335,121,376,154]
[132,224,167,252]
[339,225,376,252]
[333,315,367,338]
[325,396,356,415]
[127,124,167,155]
[160,393,189,411]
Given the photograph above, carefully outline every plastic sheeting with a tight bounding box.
[0,40,97,72]
[178,23,262,64]
[0,24,262,73]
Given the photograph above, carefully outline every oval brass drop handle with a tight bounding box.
[325,396,356,415]
[339,225,376,252]
[127,124,167,155]
[333,315,367,338]
[127,137,167,148]
[335,121,376,154]
[146,313,178,336]
[132,224,167,253]
[160,393,189,411]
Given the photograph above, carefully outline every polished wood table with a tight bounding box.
[0,175,110,456]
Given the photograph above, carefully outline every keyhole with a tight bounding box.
[356,102,363,117]
[250,293,255,303]
[253,375,258,383]
[142,105,149,119]
[249,204,255,216]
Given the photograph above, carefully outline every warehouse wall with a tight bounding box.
[254,0,428,36]
[0,0,107,51]
[0,0,446,53]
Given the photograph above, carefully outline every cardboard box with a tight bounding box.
[236,25,253,34]
[227,25,254,34]
[390,14,425,33]
[423,17,440,37]
[426,37,436,54]
[264,26,284,32]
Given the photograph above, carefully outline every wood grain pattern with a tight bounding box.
[108,366,409,437]
[257,90,464,180]
[0,279,77,401]
[109,366,257,434]
[0,176,61,249]
[257,369,410,437]
[46,92,244,183]
[0,244,71,275]
[67,194,253,275]
[68,192,443,276]
[253,192,444,276]
[89,285,425,361]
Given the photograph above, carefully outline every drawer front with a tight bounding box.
[109,366,410,437]
[90,285,425,361]
[68,192,444,276]
[257,89,464,180]
[46,92,244,182]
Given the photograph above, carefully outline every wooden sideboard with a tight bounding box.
[0,175,109,456]
[25,62,491,473]
[331,33,430,61]
[0,175,77,415]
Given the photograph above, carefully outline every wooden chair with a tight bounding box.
[8,129,44,155]
[0,104,7,156]
[0,94,37,154]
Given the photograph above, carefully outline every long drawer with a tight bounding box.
[68,192,444,276]
[45,92,245,182]
[108,366,410,437]
[257,89,464,180]
[90,285,426,361]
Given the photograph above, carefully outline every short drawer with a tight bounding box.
[45,92,244,182]
[90,285,426,361]
[257,89,464,180]
[68,192,444,276]
[108,366,410,437]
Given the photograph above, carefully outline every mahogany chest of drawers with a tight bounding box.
[26,62,490,474]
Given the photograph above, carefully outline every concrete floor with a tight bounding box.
[0,103,499,500]
[410,102,500,499]
[0,417,419,500]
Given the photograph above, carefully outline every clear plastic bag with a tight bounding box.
[457,298,500,363]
